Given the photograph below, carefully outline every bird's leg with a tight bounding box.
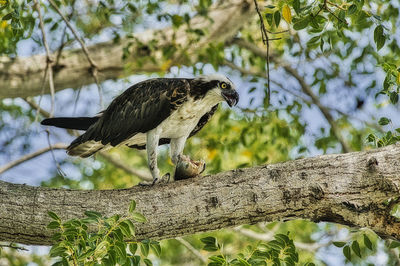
[139,128,163,186]
[170,136,206,180]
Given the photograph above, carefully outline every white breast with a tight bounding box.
[160,91,223,138]
[125,88,223,146]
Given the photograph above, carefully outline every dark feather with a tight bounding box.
[72,78,191,148]
[41,117,99,130]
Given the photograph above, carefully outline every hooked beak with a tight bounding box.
[222,90,239,107]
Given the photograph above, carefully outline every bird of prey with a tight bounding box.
[41,74,239,184]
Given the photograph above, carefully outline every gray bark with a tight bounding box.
[0,0,254,99]
[1,144,400,246]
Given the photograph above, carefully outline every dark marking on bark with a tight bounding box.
[282,188,301,205]
[205,196,219,208]
[367,157,378,173]
[299,172,307,180]
[342,201,370,213]
[310,185,324,200]
[269,169,281,181]
[252,193,258,203]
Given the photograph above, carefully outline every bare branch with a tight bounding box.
[48,0,104,108]
[97,152,152,182]
[175,237,207,264]
[0,243,29,251]
[0,143,68,175]
[253,0,271,104]
[1,144,400,245]
[33,0,56,117]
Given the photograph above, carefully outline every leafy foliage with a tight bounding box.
[47,200,160,265]
[1,0,400,265]
[200,234,299,266]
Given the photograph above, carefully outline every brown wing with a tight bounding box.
[71,78,190,147]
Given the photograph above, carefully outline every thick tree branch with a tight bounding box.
[0,0,254,99]
[1,144,400,245]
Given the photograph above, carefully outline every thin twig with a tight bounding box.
[253,0,270,105]
[54,0,76,67]
[0,143,68,175]
[0,243,29,251]
[46,130,67,178]
[34,0,55,117]
[98,152,152,182]
[175,237,207,264]
[48,0,104,108]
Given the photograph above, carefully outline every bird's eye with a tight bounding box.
[220,82,227,89]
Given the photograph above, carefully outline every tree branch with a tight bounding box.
[175,237,207,264]
[0,143,68,175]
[33,0,56,116]
[1,144,400,245]
[0,0,255,100]
[48,0,104,108]
[97,152,152,182]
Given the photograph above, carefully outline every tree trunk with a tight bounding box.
[1,144,399,246]
[0,0,254,99]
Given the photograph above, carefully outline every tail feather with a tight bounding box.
[41,117,99,130]
[67,138,106,158]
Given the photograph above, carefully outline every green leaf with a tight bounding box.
[351,241,361,258]
[364,234,373,250]
[293,0,300,14]
[150,241,161,257]
[389,240,400,249]
[2,12,12,21]
[390,91,399,104]
[293,17,310,30]
[374,25,385,50]
[115,241,127,264]
[129,200,136,213]
[209,255,226,263]
[201,236,217,245]
[48,211,60,221]
[378,117,391,126]
[140,242,150,257]
[119,221,132,237]
[333,241,347,248]
[143,258,153,266]
[131,212,147,223]
[47,221,60,229]
[129,243,138,255]
[49,245,67,257]
[84,210,102,220]
[274,11,281,27]
[343,245,351,261]
[124,219,136,236]
[366,134,376,143]
[307,35,320,46]
[265,13,273,26]
[347,4,357,15]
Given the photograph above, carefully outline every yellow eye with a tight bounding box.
[221,82,227,89]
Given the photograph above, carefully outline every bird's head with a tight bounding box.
[193,74,239,107]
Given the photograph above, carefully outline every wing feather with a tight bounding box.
[75,78,190,148]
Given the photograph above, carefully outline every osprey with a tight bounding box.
[41,74,239,184]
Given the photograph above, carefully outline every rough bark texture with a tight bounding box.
[0,0,254,99]
[1,144,400,246]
